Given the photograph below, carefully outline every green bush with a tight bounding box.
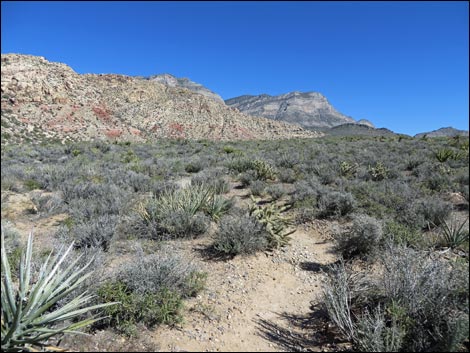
[384,221,423,248]
[96,281,183,335]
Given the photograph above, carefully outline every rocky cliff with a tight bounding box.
[149,73,225,104]
[0,54,321,145]
[225,91,355,128]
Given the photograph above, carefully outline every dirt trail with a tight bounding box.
[151,223,337,352]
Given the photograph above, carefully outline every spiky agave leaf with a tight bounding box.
[1,231,117,352]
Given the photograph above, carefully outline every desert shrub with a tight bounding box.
[411,196,452,229]
[23,178,42,191]
[424,172,452,192]
[123,170,152,192]
[377,246,469,352]
[321,261,362,342]
[30,191,63,215]
[290,178,322,205]
[314,165,337,185]
[227,158,276,181]
[355,305,406,352]
[317,190,356,219]
[277,168,297,183]
[461,185,469,204]
[322,245,469,352]
[250,180,266,196]
[158,210,210,239]
[185,159,203,173]
[334,214,383,259]
[213,214,268,255]
[239,170,256,187]
[60,182,129,218]
[191,171,230,194]
[96,281,183,335]
[226,157,255,173]
[384,220,423,248]
[65,214,118,251]
[117,251,206,298]
[266,184,287,201]
[149,180,178,197]
[405,157,423,171]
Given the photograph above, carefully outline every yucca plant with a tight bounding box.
[436,217,469,248]
[204,195,233,222]
[158,184,213,217]
[434,148,454,163]
[1,231,116,352]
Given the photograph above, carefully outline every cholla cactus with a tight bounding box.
[1,231,116,352]
[340,161,358,178]
[367,162,388,181]
[252,159,277,181]
[249,196,295,248]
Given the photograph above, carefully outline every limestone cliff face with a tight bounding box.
[1,54,321,145]
[149,73,224,104]
[226,91,355,128]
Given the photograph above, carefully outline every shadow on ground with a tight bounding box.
[298,259,341,273]
[255,303,348,352]
[193,244,235,262]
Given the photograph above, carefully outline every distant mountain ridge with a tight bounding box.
[414,127,469,138]
[225,91,356,128]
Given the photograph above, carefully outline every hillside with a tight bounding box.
[225,91,356,128]
[322,123,400,137]
[415,126,469,138]
[0,54,320,145]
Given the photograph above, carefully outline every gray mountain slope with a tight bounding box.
[149,73,224,104]
[225,91,356,128]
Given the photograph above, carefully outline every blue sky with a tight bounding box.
[1,1,468,135]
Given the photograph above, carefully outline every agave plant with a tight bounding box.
[1,231,116,352]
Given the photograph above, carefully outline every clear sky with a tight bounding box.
[1,1,468,136]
